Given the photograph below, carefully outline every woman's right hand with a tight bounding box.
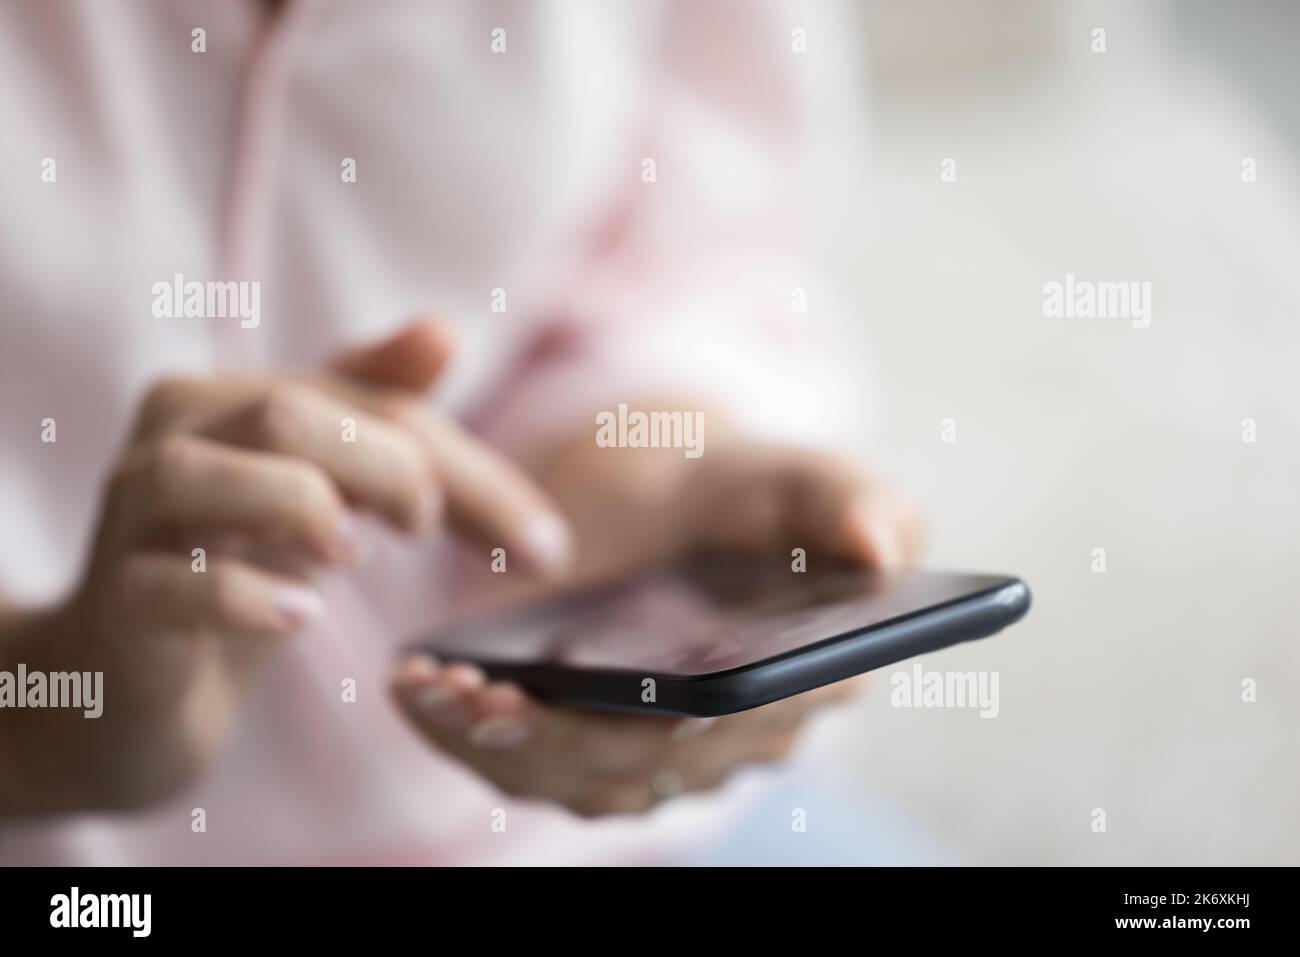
[0,322,572,816]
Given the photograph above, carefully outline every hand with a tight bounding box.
[0,322,572,815]
[532,419,926,584]
[393,655,867,817]
[392,415,924,818]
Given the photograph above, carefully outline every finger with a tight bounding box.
[653,679,863,779]
[131,375,256,442]
[106,433,356,561]
[698,447,926,572]
[106,552,322,640]
[335,319,574,574]
[650,704,820,795]
[202,383,438,533]
[165,526,336,580]
[479,690,681,774]
[392,659,676,773]
[410,414,574,577]
[332,319,453,393]
[322,370,575,578]
[745,450,919,570]
[555,712,806,815]
[390,659,755,818]
[571,720,800,812]
[674,726,801,789]
[738,677,868,735]
[392,660,579,802]
[838,486,926,570]
[697,448,865,557]
[391,659,592,808]
[887,490,927,562]
[393,659,489,736]
[775,452,904,568]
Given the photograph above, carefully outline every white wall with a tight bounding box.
[819,0,1300,864]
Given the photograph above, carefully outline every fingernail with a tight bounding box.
[413,684,470,731]
[468,715,531,749]
[519,512,574,575]
[672,717,717,740]
[273,585,323,628]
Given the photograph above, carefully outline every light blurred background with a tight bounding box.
[732,0,1299,865]
[5,0,1292,869]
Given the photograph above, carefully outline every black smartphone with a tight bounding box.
[418,557,1031,717]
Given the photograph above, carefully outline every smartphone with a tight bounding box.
[418,557,1031,717]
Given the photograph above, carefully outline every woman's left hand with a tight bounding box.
[391,418,924,817]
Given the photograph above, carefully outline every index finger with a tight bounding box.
[326,376,575,578]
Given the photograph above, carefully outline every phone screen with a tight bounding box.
[428,560,1012,676]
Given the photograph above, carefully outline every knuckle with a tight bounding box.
[140,434,201,498]
[137,377,195,431]
[250,383,315,450]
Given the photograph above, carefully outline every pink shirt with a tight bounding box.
[0,0,867,864]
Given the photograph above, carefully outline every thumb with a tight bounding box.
[333,318,453,393]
